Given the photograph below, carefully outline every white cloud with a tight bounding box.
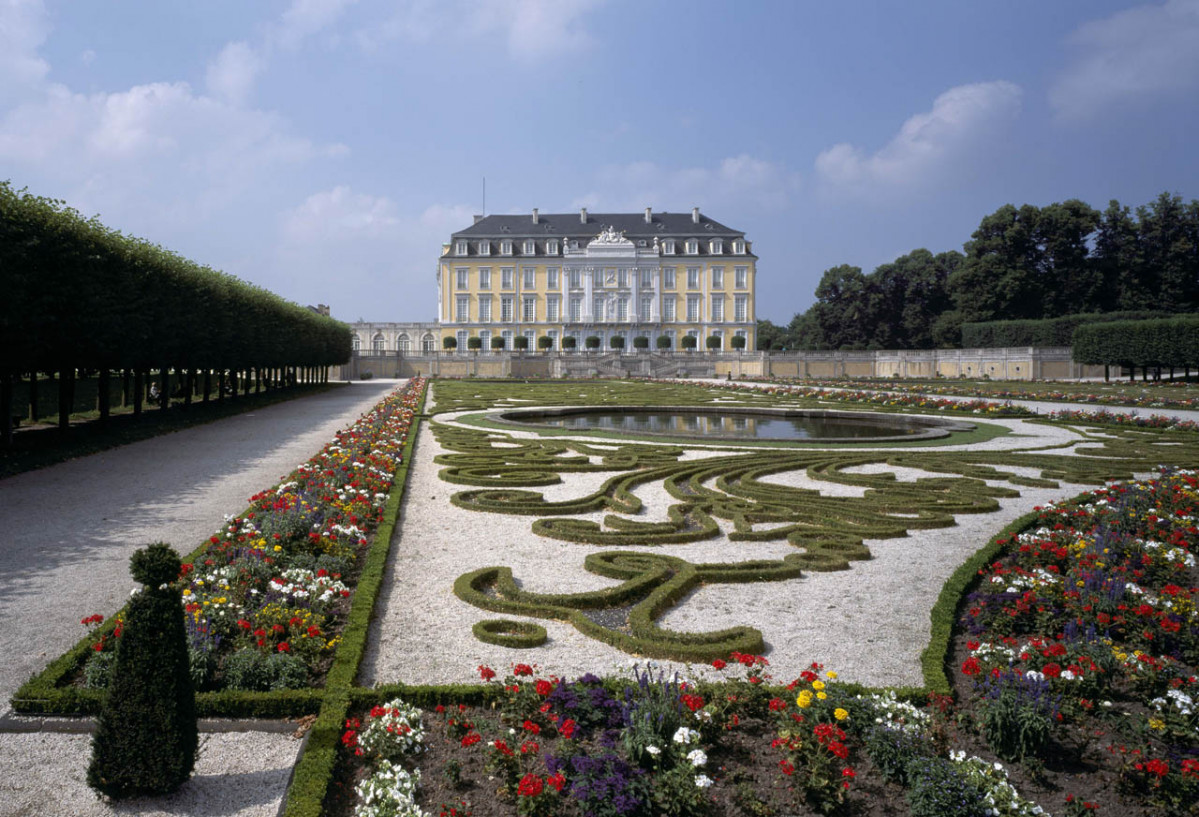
[0,0,50,103]
[282,186,401,240]
[273,0,359,50]
[1050,0,1199,120]
[358,0,603,61]
[573,154,800,214]
[814,81,1022,192]
[206,41,263,106]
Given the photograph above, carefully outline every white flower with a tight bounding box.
[646,746,661,757]
[672,726,698,745]
[687,749,708,767]
[694,774,713,789]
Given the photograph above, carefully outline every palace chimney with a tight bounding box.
[580,207,588,223]
[644,207,652,223]
[532,208,539,224]
[691,207,700,224]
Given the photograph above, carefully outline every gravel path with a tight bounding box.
[0,380,400,816]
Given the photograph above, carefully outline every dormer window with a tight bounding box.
[710,239,723,254]
[477,241,490,256]
[546,239,558,255]
[501,239,513,255]
[663,239,676,255]
[523,239,536,255]
[685,238,698,255]
[732,239,745,254]
[456,240,468,255]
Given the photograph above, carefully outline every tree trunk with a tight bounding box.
[59,367,75,432]
[133,370,144,416]
[98,368,111,422]
[161,366,171,411]
[29,370,38,423]
[122,369,131,408]
[1,371,13,447]
[183,368,193,407]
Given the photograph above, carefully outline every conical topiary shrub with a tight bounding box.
[87,543,197,797]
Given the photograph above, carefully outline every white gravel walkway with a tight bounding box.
[0,380,400,816]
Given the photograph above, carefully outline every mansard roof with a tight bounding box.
[453,211,746,240]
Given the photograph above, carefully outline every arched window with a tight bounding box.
[397,333,411,352]
[372,333,386,353]
[351,334,361,351]
[421,333,436,353]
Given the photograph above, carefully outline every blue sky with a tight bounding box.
[3,0,1198,324]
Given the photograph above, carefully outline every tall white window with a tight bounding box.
[640,269,652,287]
[479,268,491,289]
[501,330,513,349]
[685,238,698,254]
[479,330,490,350]
[547,296,561,322]
[479,297,492,322]
[710,239,723,254]
[663,298,676,322]
[351,334,361,351]
[456,268,469,289]
[501,296,514,322]
[711,298,724,323]
[523,267,535,288]
[456,329,468,350]
[569,269,581,288]
[663,267,676,288]
[617,269,628,287]
[663,239,676,255]
[593,296,604,322]
[455,240,468,255]
[735,295,748,322]
[500,239,512,255]
[523,329,535,347]
[523,239,535,255]
[547,329,558,349]
[501,268,514,289]
[617,297,628,321]
[735,266,748,289]
[687,268,700,289]
[478,241,490,256]
[569,297,582,322]
[640,296,652,321]
[546,239,558,255]
[711,267,724,289]
[522,296,536,322]
[733,239,745,254]
[456,296,470,322]
[687,296,700,322]
[547,268,559,288]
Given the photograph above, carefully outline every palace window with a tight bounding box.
[456,268,469,289]
[640,296,653,321]
[687,268,700,289]
[522,296,536,322]
[455,240,468,255]
[640,268,652,288]
[569,297,582,322]
[711,267,724,289]
[547,295,561,321]
[732,239,745,254]
[711,297,724,323]
[662,297,676,322]
[501,268,514,289]
[735,266,748,288]
[478,241,490,256]
[501,296,514,322]
[546,239,558,255]
[686,296,700,322]
[523,239,536,255]
[568,269,581,288]
[711,239,723,254]
[663,267,676,288]
[523,267,535,288]
[617,297,628,322]
[685,238,698,254]
[547,268,559,288]
[663,239,676,255]
[479,297,492,322]
[351,334,361,351]
[617,269,628,287]
[455,296,470,322]
[593,296,604,322]
[501,330,513,349]
[456,330,468,351]
[500,239,512,255]
[735,294,748,322]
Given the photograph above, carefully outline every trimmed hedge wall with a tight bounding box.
[1073,316,1199,370]
[962,310,1169,348]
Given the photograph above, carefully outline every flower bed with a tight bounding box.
[13,377,426,714]
[319,467,1195,816]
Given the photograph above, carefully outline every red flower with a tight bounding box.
[536,679,553,696]
[842,767,856,778]
[277,642,290,652]
[1042,663,1061,678]
[517,773,544,797]
[478,665,496,681]
[520,740,539,755]
[559,719,576,739]
[547,772,566,792]
[779,760,794,776]
[961,657,981,676]
[461,732,481,747]
[513,663,534,677]
[238,619,252,630]
[523,720,541,735]
[711,658,727,670]
[768,697,786,711]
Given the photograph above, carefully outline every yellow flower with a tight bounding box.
[817,691,827,701]
[1148,718,1165,731]
[834,708,848,721]
[812,680,825,691]
[797,691,813,709]
[826,671,838,680]
[274,545,282,552]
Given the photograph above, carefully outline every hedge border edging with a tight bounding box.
[471,619,549,649]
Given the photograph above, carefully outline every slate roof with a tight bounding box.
[452,211,745,240]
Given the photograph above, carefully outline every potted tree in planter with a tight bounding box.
[538,336,554,353]
[442,336,457,354]
[633,336,650,353]
[681,335,698,352]
[731,335,747,353]
[706,335,722,353]
[610,336,626,353]
[491,336,506,354]
[467,336,483,353]
[585,336,601,352]
[562,336,578,353]
[656,335,672,351]
[513,335,529,353]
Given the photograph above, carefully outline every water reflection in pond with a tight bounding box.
[517,410,922,440]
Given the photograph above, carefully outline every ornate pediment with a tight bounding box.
[589,225,632,246]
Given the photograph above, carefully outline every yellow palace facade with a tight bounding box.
[437,207,757,352]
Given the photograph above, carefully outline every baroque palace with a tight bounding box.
[437,207,757,352]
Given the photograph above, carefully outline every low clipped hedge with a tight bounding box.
[471,619,549,649]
